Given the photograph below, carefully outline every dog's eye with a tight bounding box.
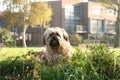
[49,33,54,36]
[56,32,60,36]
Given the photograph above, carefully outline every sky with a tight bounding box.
[0,0,60,11]
[83,0,88,2]
[0,0,4,11]
[0,0,88,11]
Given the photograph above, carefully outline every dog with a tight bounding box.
[37,27,73,63]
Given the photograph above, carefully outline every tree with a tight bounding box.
[2,0,52,47]
[0,28,11,42]
[28,2,52,46]
[99,0,120,47]
[3,11,24,30]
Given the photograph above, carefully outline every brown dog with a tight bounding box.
[37,27,73,63]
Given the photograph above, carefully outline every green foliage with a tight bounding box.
[29,2,52,28]
[69,34,81,46]
[0,45,120,80]
[0,50,37,80]
[3,40,16,47]
[0,47,40,61]
[89,44,120,79]
[3,11,24,29]
[3,0,53,28]
[2,0,53,47]
[0,28,11,42]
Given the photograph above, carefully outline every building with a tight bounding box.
[62,0,117,36]
[62,0,83,33]
[48,1,62,27]
[0,0,117,46]
[79,2,117,41]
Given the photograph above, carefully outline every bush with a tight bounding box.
[0,28,11,42]
[0,45,120,80]
[88,44,120,79]
[69,34,81,46]
[0,50,36,80]
[3,40,16,47]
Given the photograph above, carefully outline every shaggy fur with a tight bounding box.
[37,27,73,63]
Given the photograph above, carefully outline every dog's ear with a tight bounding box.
[62,29,69,41]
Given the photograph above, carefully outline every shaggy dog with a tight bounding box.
[37,27,73,63]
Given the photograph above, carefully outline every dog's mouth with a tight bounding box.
[49,36,60,48]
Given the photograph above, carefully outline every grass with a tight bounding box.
[0,45,120,80]
[0,47,40,61]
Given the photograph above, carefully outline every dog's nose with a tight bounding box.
[52,35,57,39]
[50,35,60,48]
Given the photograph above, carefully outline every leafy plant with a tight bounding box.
[69,34,81,46]
[0,28,12,42]
[3,40,16,47]
[89,44,120,79]
[0,45,120,80]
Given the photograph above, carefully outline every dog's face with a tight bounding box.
[43,27,69,48]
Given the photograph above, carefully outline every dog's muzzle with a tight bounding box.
[49,35,60,48]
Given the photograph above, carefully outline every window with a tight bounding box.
[91,19,103,33]
[105,21,116,34]
[65,4,80,33]
[106,9,116,15]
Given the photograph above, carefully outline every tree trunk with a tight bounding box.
[23,25,27,48]
[115,3,120,47]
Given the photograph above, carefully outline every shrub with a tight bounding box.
[0,45,120,80]
[88,44,120,79]
[0,50,36,80]
[0,28,11,42]
[3,40,16,47]
[69,34,81,46]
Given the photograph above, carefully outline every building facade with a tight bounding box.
[62,0,83,33]
[61,0,117,43]
[0,0,117,46]
[79,2,117,39]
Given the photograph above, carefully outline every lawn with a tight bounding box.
[0,47,40,61]
[0,45,120,80]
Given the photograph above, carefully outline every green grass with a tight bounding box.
[0,47,40,61]
[111,48,120,52]
[0,45,120,80]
